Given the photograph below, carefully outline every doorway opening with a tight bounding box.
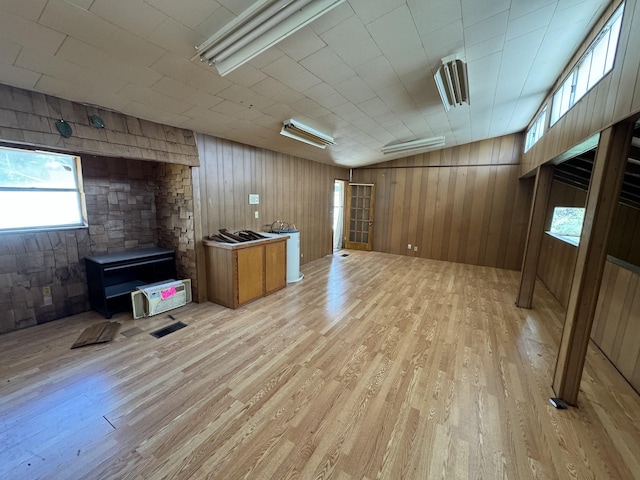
[333,179,346,251]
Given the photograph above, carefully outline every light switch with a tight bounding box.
[254,211,259,218]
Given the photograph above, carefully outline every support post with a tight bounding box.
[552,121,634,406]
[516,164,554,308]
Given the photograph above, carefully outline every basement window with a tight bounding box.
[550,3,624,126]
[0,145,86,233]
[547,206,585,246]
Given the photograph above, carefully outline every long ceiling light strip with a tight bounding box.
[380,136,445,155]
[197,0,294,57]
[196,0,346,76]
[434,58,470,111]
[202,0,310,63]
[280,119,335,149]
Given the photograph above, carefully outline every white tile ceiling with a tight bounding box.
[0,0,610,167]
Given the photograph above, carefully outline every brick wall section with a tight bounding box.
[154,163,198,300]
[0,83,199,167]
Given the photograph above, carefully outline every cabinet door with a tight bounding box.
[236,246,264,306]
[265,241,286,294]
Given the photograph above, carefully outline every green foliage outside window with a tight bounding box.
[549,207,585,237]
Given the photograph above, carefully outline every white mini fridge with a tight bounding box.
[267,228,303,283]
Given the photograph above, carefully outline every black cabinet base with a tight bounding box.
[85,247,176,319]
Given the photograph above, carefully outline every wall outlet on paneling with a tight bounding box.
[414,246,418,252]
[407,244,411,250]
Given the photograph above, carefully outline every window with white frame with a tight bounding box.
[550,2,624,126]
[0,145,86,232]
[525,106,547,152]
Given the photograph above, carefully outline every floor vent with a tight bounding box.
[151,321,187,338]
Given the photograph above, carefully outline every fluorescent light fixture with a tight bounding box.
[196,0,346,76]
[280,119,335,149]
[434,57,470,111]
[380,136,445,155]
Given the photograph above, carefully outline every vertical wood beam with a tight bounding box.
[552,121,634,405]
[191,165,209,303]
[516,164,554,308]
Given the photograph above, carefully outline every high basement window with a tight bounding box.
[550,3,624,126]
[0,145,86,232]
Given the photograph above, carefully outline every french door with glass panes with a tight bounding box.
[345,183,375,251]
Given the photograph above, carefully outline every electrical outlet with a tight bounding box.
[407,243,411,250]
[42,285,51,296]
[414,246,418,252]
[254,211,259,219]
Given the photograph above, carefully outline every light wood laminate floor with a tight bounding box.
[1,251,639,479]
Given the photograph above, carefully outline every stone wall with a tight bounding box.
[0,83,199,166]
[0,155,197,334]
[83,156,158,253]
[0,84,200,334]
[0,230,91,330]
[154,163,198,300]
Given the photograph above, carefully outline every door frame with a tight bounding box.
[345,182,375,251]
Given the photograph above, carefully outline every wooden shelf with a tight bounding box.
[85,247,176,318]
[104,280,147,299]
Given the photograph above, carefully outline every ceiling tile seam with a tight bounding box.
[43,0,169,66]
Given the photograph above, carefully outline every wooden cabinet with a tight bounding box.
[85,247,176,318]
[203,236,287,308]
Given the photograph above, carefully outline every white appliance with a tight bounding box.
[268,229,303,283]
[131,279,192,319]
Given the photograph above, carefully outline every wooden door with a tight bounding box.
[265,241,286,294]
[345,183,375,251]
[236,246,264,306]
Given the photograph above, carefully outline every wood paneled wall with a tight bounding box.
[538,179,640,306]
[537,179,640,392]
[522,0,640,175]
[195,133,348,268]
[546,179,640,266]
[537,234,578,309]
[545,180,587,227]
[610,203,640,266]
[592,260,640,393]
[537,180,584,307]
[539,234,640,393]
[352,135,532,270]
